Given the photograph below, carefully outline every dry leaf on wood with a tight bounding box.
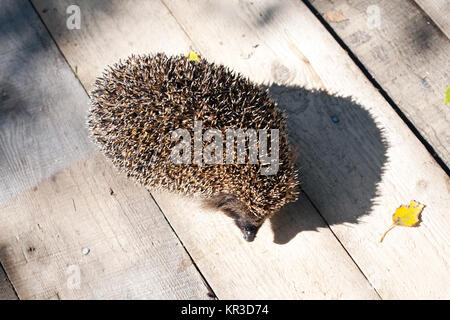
[380,200,425,242]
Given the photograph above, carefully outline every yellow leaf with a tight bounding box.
[185,51,199,62]
[380,200,425,243]
[444,87,450,104]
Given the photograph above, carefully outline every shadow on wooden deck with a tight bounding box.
[268,84,388,244]
[0,0,117,81]
[0,1,96,206]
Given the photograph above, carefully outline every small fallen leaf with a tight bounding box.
[444,87,450,104]
[380,200,425,242]
[185,51,199,62]
[324,10,347,23]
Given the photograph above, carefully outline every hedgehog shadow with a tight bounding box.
[266,84,388,244]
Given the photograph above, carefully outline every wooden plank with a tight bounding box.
[0,155,210,299]
[32,0,381,299]
[0,1,92,206]
[152,192,379,299]
[0,0,210,299]
[0,264,18,300]
[414,0,450,39]
[34,0,450,299]
[33,0,192,93]
[310,0,450,168]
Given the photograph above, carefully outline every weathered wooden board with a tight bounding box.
[0,0,210,299]
[310,0,450,168]
[0,1,92,206]
[33,0,450,298]
[414,0,450,39]
[0,155,211,299]
[152,192,380,299]
[33,0,192,93]
[31,0,381,299]
[0,264,17,300]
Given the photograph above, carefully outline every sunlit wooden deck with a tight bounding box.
[0,0,449,299]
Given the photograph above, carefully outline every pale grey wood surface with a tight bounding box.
[0,0,93,206]
[310,0,450,168]
[31,0,450,298]
[30,0,380,299]
[0,0,210,299]
[152,191,380,299]
[0,155,210,299]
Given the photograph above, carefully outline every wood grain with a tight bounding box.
[0,0,210,299]
[310,0,450,168]
[0,0,93,206]
[151,192,379,299]
[31,0,381,299]
[32,0,450,298]
[0,155,210,299]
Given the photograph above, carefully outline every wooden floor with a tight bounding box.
[0,0,449,299]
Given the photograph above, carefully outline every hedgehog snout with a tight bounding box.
[242,226,258,242]
[240,223,260,242]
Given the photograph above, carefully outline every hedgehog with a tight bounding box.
[88,53,299,241]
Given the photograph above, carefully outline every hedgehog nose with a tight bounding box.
[243,230,256,242]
